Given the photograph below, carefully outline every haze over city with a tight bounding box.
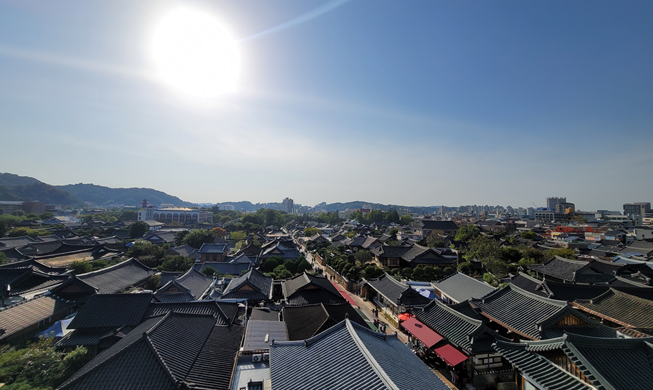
[1,0,651,211]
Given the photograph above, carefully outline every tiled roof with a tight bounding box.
[198,243,228,254]
[58,312,243,390]
[561,333,653,390]
[528,256,587,282]
[0,258,68,274]
[493,338,593,390]
[366,273,431,307]
[242,320,288,351]
[282,273,346,306]
[155,268,213,301]
[572,289,653,330]
[0,295,75,340]
[270,319,449,390]
[249,307,281,321]
[420,220,459,231]
[145,301,239,326]
[431,272,496,303]
[282,302,369,341]
[193,262,250,276]
[470,284,615,340]
[508,272,549,297]
[72,258,154,295]
[416,299,504,354]
[56,329,106,347]
[68,293,154,329]
[221,268,272,301]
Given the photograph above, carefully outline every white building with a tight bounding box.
[138,207,212,224]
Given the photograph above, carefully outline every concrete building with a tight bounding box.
[282,197,293,214]
[623,202,651,216]
[137,207,212,224]
[546,197,567,211]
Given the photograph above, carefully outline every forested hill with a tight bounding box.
[56,183,195,207]
[0,173,42,187]
[0,182,85,206]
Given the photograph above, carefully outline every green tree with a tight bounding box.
[261,258,279,272]
[283,260,297,274]
[443,266,455,275]
[422,266,435,281]
[129,221,149,238]
[295,258,312,274]
[127,240,164,259]
[458,262,473,275]
[455,224,480,242]
[432,266,444,280]
[501,247,522,263]
[159,255,194,272]
[230,230,247,241]
[401,267,413,278]
[68,260,92,275]
[412,267,425,280]
[425,230,446,248]
[183,229,216,249]
[385,210,400,224]
[303,227,321,237]
[544,248,576,260]
[118,210,138,221]
[399,214,414,226]
[273,264,292,279]
[201,266,218,276]
[483,273,498,286]
[354,250,373,264]
[519,231,537,239]
[0,252,7,265]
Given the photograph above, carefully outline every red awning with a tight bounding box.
[401,317,443,348]
[434,344,468,367]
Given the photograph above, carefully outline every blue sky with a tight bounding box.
[0,0,651,211]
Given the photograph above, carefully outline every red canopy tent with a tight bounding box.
[401,317,443,349]
[433,344,468,367]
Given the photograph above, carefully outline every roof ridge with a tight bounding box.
[433,299,484,327]
[77,258,149,279]
[507,283,568,307]
[345,319,400,390]
[144,331,180,385]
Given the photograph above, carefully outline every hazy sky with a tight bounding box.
[1,0,651,211]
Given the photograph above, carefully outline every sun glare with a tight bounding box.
[152,7,240,98]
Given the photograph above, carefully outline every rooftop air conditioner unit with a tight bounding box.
[252,354,262,363]
[262,353,270,362]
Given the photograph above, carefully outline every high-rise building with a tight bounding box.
[282,197,294,214]
[546,197,567,211]
[623,202,651,216]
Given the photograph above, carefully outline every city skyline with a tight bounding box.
[1,1,651,211]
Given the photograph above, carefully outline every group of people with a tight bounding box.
[371,308,386,333]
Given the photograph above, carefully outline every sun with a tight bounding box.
[152,7,240,98]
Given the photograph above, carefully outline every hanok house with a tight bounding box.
[413,300,513,389]
[198,243,229,262]
[218,267,273,304]
[494,333,653,390]
[570,288,653,336]
[0,264,69,306]
[59,297,241,356]
[269,318,451,390]
[57,312,244,390]
[281,272,346,306]
[417,219,459,237]
[50,258,156,303]
[431,271,497,304]
[153,267,214,303]
[56,293,155,356]
[370,243,457,269]
[469,284,617,341]
[282,302,369,340]
[362,273,431,319]
[0,295,75,342]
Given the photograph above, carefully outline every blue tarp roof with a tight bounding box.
[35,319,72,339]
